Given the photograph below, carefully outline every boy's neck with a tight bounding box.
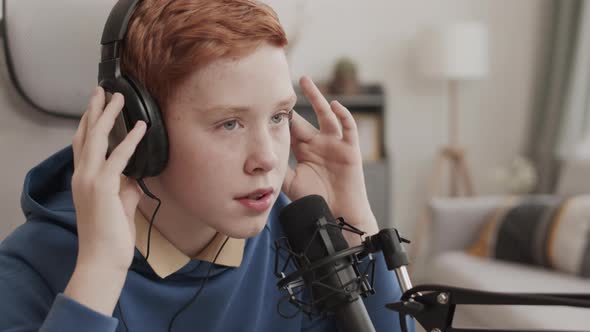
[136,195,218,259]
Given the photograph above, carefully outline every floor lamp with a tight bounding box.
[419,22,489,197]
[421,22,489,197]
[410,22,489,275]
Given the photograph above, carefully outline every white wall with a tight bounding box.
[267,0,551,238]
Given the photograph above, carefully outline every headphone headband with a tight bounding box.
[98,0,169,179]
[100,0,141,58]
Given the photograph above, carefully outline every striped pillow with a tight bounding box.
[468,195,590,277]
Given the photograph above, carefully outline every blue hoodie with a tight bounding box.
[0,146,414,332]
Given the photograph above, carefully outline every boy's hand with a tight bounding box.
[71,87,147,272]
[282,76,379,245]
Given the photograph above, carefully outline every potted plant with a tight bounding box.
[329,57,360,95]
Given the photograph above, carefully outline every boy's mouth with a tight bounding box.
[235,188,275,213]
[235,188,274,201]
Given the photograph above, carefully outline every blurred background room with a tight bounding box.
[1,0,589,330]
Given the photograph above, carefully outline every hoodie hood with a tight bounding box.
[21,145,78,233]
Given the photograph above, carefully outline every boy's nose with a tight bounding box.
[244,134,279,175]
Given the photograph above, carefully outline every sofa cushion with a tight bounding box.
[428,196,505,255]
[468,195,590,278]
[423,251,590,330]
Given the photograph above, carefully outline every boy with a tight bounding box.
[0,0,413,331]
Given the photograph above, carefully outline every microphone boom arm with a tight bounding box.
[361,228,590,332]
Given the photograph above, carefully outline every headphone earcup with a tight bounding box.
[102,76,169,179]
[125,75,169,178]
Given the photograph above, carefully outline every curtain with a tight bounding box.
[557,1,590,158]
[527,0,590,193]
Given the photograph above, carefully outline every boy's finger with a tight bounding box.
[103,120,147,177]
[299,76,341,136]
[330,101,358,145]
[80,92,126,177]
[290,111,318,143]
[85,86,106,135]
[72,111,89,169]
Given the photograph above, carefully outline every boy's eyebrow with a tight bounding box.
[199,94,297,114]
[275,94,298,109]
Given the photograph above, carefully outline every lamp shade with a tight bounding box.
[417,22,490,80]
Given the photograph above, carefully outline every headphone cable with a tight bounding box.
[137,179,160,262]
[116,178,158,332]
[167,235,229,332]
[117,179,230,332]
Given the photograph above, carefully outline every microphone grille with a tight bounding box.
[279,195,349,261]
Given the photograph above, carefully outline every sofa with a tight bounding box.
[413,159,590,331]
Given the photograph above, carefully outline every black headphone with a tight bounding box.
[98,0,168,180]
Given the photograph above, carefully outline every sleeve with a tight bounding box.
[0,253,119,332]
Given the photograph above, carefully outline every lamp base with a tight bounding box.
[432,146,474,197]
[409,145,475,277]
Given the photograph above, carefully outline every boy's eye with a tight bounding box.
[219,111,292,130]
[271,111,291,124]
[222,120,238,130]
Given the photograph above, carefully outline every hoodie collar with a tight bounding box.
[133,210,244,279]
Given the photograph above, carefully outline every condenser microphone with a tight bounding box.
[279,195,376,332]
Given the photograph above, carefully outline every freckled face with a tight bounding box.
[154,44,295,238]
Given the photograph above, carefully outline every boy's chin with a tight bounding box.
[220,216,269,239]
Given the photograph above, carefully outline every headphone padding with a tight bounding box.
[124,75,169,178]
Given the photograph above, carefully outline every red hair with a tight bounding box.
[121,0,288,111]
